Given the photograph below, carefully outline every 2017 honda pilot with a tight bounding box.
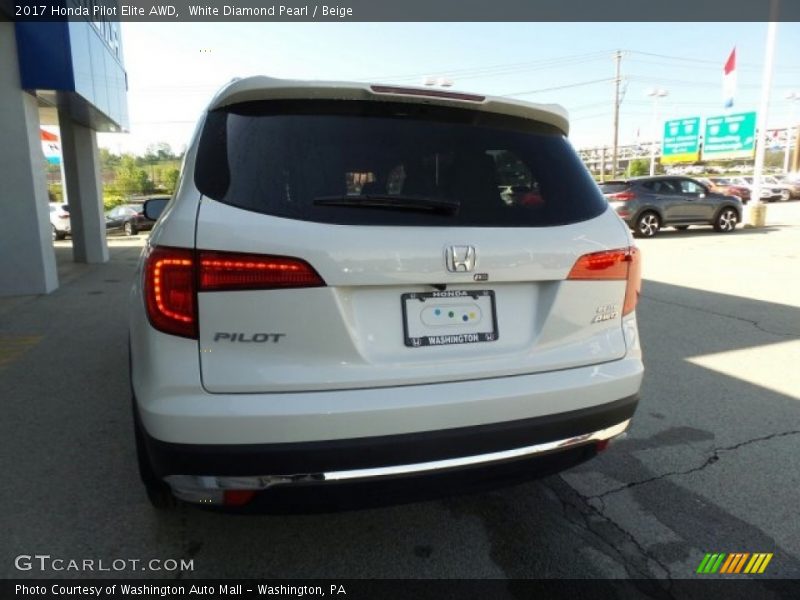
[129,77,643,509]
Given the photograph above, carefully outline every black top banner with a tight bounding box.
[4,0,800,22]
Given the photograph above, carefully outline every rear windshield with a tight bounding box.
[195,100,607,227]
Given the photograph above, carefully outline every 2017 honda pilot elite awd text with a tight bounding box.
[130,77,644,509]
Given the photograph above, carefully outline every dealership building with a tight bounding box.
[0,3,128,295]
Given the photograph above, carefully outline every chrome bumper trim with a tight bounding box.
[164,419,631,503]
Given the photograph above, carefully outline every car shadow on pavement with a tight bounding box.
[648,225,786,239]
[549,280,800,585]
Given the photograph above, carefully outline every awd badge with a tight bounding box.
[592,304,619,323]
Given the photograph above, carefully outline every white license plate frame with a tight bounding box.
[401,289,499,348]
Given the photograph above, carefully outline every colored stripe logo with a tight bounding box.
[697,553,773,574]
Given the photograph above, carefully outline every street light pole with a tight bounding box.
[647,88,669,176]
[784,92,800,174]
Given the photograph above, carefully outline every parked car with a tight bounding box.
[728,177,782,202]
[48,203,70,240]
[129,76,643,509]
[763,176,799,201]
[707,177,751,203]
[105,199,163,235]
[600,176,743,237]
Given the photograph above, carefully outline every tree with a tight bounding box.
[163,168,180,193]
[626,159,650,177]
[98,148,121,169]
[144,142,175,162]
[116,155,153,196]
[764,149,784,169]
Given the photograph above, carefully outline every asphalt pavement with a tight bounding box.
[1,206,799,589]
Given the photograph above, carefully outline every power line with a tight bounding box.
[628,75,762,90]
[626,49,800,71]
[501,78,614,97]
[567,101,612,112]
[359,51,611,83]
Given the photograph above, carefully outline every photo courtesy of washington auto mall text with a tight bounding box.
[15,583,347,597]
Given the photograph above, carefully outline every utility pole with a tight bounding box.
[747,0,779,227]
[784,92,799,173]
[600,147,606,182]
[611,51,622,178]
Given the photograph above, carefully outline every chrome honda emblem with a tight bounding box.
[445,245,476,272]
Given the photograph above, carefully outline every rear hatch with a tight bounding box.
[192,99,635,393]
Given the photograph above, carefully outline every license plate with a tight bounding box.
[401,290,498,347]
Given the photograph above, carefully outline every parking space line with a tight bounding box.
[0,335,43,367]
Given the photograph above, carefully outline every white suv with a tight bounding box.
[49,203,71,240]
[130,77,643,509]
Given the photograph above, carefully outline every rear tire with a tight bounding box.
[714,207,738,233]
[124,221,136,236]
[634,212,660,238]
[53,225,66,241]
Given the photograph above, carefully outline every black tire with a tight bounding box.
[714,207,738,233]
[634,211,660,238]
[53,225,66,241]
[133,404,177,510]
[674,225,689,231]
[124,221,136,236]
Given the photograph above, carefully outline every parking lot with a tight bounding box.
[1,203,799,584]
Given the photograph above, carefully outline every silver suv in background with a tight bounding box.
[130,77,643,509]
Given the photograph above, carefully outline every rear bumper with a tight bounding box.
[139,394,637,502]
[134,344,643,446]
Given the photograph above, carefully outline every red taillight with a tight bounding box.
[144,246,197,339]
[199,251,324,292]
[144,247,326,339]
[223,490,256,506]
[370,85,485,103]
[58,213,69,219]
[567,247,641,316]
[607,191,636,201]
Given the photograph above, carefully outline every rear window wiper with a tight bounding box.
[313,194,460,215]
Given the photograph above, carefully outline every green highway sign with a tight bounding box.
[661,117,701,164]
[702,111,757,160]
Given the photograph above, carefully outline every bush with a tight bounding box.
[627,159,650,177]
[103,194,125,211]
[48,184,63,203]
[163,168,180,194]
[116,156,153,196]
